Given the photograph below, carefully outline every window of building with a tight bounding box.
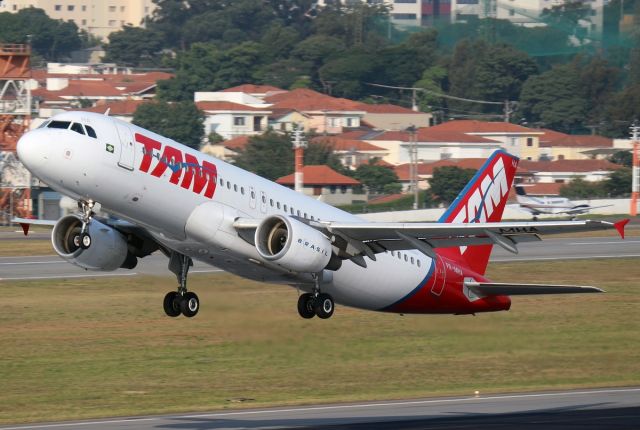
[82,5,86,11]
[394,0,417,3]
[109,6,116,12]
[120,6,125,12]
[391,13,417,20]
[81,19,87,25]
[313,186,322,196]
[509,9,515,16]
[67,5,74,11]
[13,5,17,10]
[108,20,116,26]
[330,185,336,194]
[233,117,246,126]
[341,186,347,194]
[328,117,339,127]
[527,137,533,147]
[54,5,62,11]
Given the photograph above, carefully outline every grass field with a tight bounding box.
[1,258,639,424]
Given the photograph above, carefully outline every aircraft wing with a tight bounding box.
[235,218,628,261]
[564,204,613,214]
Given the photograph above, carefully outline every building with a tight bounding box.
[519,159,623,184]
[0,0,156,40]
[311,136,389,169]
[276,165,365,206]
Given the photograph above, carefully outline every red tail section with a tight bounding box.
[437,150,519,275]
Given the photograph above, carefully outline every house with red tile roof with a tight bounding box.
[264,88,367,134]
[195,101,271,139]
[365,127,503,165]
[536,129,616,161]
[428,120,544,160]
[200,135,251,161]
[76,99,148,123]
[518,159,623,184]
[276,165,365,205]
[311,136,388,170]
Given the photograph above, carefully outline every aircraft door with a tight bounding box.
[115,123,135,170]
[431,257,446,296]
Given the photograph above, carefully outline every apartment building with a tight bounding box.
[0,0,156,39]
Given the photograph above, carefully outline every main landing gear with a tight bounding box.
[163,253,200,318]
[73,200,95,250]
[297,273,335,319]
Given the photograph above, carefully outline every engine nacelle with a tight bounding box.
[255,215,338,273]
[52,215,135,271]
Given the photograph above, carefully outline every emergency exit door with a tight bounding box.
[115,123,135,170]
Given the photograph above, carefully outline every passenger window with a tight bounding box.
[410,257,414,264]
[398,253,402,260]
[297,210,301,216]
[251,190,255,199]
[227,181,231,190]
[304,212,307,218]
[85,125,97,138]
[310,216,314,221]
[270,199,274,207]
[284,204,288,212]
[290,207,294,215]
[262,195,266,204]
[220,179,224,186]
[234,184,238,192]
[47,120,71,129]
[241,187,245,195]
[70,123,85,135]
[417,260,421,268]
[276,202,281,209]
[404,255,408,262]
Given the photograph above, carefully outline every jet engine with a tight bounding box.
[255,215,341,272]
[52,215,137,271]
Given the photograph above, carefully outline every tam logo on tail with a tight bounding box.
[437,150,519,275]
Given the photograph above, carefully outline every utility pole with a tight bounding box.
[631,121,639,217]
[292,124,307,194]
[406,125,419,210]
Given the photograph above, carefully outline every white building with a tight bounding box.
[0,0,156,40]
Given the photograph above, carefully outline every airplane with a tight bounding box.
[13,111,628,319]
[512,185,612,220]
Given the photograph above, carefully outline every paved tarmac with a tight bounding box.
[1,233,638,281]
[1,387,638,430]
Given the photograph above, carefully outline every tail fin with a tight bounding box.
[437,150,519,275]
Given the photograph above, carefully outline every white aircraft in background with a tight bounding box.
[14,112,628,319]
[513,185,613,220]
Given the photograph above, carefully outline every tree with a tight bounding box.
[428,166,476,204]
[604,168,632,197]
[0,8,81,60]
[103,26,164,67]
[610,150,633,167]
[132,101,204,150]
[559,178,606,199]
[233,132,294,180]
[353,163,399,194]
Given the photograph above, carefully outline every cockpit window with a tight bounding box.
[38,120,50,129]
[47,121,72,129]
[85,125,97,139]
[70,123,85,135]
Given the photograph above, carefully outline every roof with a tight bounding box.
[276,165,360,186]
[78,99,147,115]
[311,136,386,152]
[368,193,406,204]
[369,128,498,144]
[223,135,251,151]
[519,159,623,172]
[394,158,488,181]
[265,88,364,112]
[539,134,613,148]
[430,120,539,134]
[196,101,268,112]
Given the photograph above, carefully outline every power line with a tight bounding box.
[365,82,504,106]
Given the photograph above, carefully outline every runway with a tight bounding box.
[1,235,639,281]
[1,387,638,429]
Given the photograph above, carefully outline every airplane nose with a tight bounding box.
[17,130,48,171]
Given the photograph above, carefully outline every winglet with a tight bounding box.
[614,219,630,239]
[20,222,30,236]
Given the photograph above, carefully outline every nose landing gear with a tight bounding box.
[73,200,95,250]
[164,252,200,318]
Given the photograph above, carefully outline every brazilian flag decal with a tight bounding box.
[106,143,114,153]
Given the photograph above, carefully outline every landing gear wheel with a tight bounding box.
[314,293,334,319]
[180,291,199,318]
[79,233,91,249]
[297,293,316,319]
[163,291,181,317]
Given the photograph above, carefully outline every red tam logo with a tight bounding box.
[136,133,217,199]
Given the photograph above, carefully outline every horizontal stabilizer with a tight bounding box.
[465,281,604,296]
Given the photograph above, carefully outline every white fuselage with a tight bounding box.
[19,112,433,312]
